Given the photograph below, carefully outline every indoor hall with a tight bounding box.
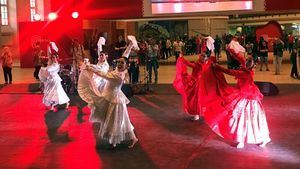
[1,0,300,169]
[0,53,299,169]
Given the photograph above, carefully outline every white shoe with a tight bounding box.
[236,142,244,149]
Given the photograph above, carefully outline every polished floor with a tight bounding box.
[0,52,299,169]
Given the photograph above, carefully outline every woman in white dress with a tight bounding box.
[92,52,110,93]
[77,51,109,103]
[82,57,138,148]
[39,55,70,110]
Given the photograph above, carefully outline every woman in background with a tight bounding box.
[290,47,299,79]
[0,46,13,84]
[258,38,270,71]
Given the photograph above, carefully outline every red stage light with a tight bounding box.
[72,12,79,19]
[48,12,58,21]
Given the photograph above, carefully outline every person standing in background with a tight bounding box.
[70,39,85,68]
[161,38,167,60]
[147,38,159,84]
[173,38,184,62]
[0,46,13,84]
[114,35,127,59]
[273,38,284,75]
[245,41,254,58]
[166,38,172,59]
[70,39,85,87]
[195,35,201,54]
[138,39,148,65]
[33,42,44,80]
[89,37,98,64]
[287,33,294,53]
[258,38,270,71]
[290,47,299,79]
[214,35,222,60]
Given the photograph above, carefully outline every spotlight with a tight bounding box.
[72,11,79,19]
[48,12,57,21]
[34,14,41,21]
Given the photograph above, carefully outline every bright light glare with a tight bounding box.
[245,1,252,10]
[34,14,41,21]
[48,12,57,21]
[72,11,79,19]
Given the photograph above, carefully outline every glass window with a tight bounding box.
[30,0,36,21]
[0,0,8,25]
[30,8,36,21]
[0,0,7,5]
[30,0,35,8]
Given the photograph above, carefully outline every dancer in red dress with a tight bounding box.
[173,53,205,121]
[210,49,271,148]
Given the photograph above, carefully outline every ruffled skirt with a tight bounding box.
[89,97,135,145]
[210,98,271,144]
[77,70,96,104]
[43,77,70,106]
[78,69,136,146]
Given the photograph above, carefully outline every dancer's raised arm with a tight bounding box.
[213,64,244,77]
[179,53,197,68]
[86,65,122,82]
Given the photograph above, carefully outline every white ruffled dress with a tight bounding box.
[78,61,109,103]
[39,63,70,106]
[78,67,136,146]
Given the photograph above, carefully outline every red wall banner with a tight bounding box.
[18,20,83,68]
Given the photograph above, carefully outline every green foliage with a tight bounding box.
[138,23,170,40]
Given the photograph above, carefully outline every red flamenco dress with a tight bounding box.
[210,50,271,146]
[173,56,204,116]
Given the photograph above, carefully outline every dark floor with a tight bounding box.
[0,84,299,169]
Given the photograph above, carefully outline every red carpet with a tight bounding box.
[0,83,41,94]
